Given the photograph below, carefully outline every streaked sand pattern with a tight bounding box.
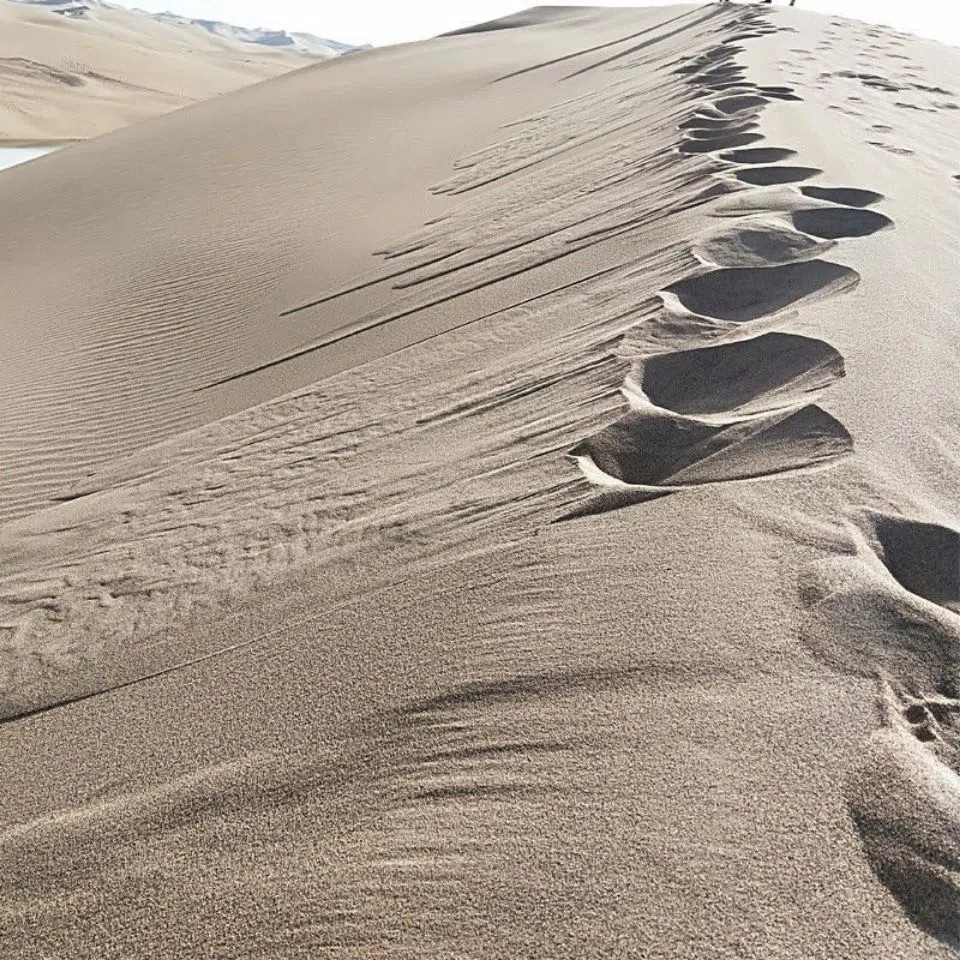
[1,4,959,957]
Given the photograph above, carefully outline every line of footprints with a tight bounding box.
[571,16,893,499]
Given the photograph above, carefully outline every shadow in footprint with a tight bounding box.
[715,93,769,115]
[720,146,797,164]
[679,132,764,155]
[870,514,960,614]
[735,166,822,186]
[664,260,860,323]
[634,332,844,418]
[800,185,884,207]
[571,404,852,488]
[847,728,960,953]
[685,122,759,140]
[791,207,893,239]
[693,218,834,268]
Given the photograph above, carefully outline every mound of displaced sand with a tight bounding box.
[1,4,959,958]
[0,0,345,142]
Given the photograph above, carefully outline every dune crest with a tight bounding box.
[1,3,960,957]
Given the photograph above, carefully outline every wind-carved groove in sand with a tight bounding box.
[204,8,754,392]
[569,7,895,513]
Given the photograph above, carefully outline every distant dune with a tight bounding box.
[0,0,357,142]
[1,4,959,958]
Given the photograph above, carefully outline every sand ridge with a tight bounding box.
[1,3,960,957]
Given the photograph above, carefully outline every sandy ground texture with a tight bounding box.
[0,0,322,142]
[1,3,960,957]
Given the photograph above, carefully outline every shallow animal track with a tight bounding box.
[631,333,845,418]
[571,404,851,489]
[790,207,893,239]
[663,260,860,323]
[899,690,960,749]
[734,165,821,186]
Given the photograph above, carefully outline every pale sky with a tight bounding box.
[114,1,960,49]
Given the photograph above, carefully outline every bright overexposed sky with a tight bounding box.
[113,1,960,49]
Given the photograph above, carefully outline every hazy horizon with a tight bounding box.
[108,1,960,50]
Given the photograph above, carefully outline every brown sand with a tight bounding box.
[0,0,322,142]
[1,4,959,957]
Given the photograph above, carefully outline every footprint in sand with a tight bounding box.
[629,332,845,420]
[662,260,860,323]
[789,207,893,240]
[733,165,821,186]
[868,514,960,615]
[719,146,797,164]
[801,510,960,949]
[693,218,836,267]
[800,185,885,207]
[570,403,851,490]
[679,132,763,155]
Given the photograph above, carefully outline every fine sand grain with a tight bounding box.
[1,4,959,957]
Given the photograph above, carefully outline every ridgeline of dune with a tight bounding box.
[1,4,960,957]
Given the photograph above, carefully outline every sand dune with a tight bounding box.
[1,3,960,957]
[0,0,336,142]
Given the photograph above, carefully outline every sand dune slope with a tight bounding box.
[1,4,960,957]
[0,0,328,142]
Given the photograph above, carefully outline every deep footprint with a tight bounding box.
[791,207,893,239]
[633,332,845,418]
[868,513,960,614]
[663,260,860,323]
[735,166,822,186]
[679,132,764,155]
[714,93,769,114]
[571,404,852,488]
[720,146,797,164]
[847,726,960,952]
[693,218,835,268]
[800,185,884,207]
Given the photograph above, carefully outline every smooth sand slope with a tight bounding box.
[0,0,322,142]
[1,4,960,957]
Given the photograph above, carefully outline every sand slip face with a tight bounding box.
[0,0,323,142]
[1,4,960,958]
